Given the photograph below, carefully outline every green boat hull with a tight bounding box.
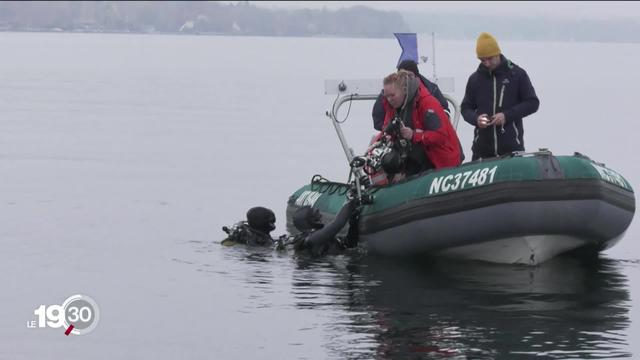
[286,152,635,265]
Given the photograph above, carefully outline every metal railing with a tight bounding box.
[327,92,461,165]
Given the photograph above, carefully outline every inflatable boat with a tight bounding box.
[286,150,635,265]
[286,87,635,265]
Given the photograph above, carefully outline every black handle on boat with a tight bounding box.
[350,156,367,169]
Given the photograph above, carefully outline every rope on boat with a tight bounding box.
[310,174,350,196]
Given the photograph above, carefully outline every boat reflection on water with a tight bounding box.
[291,254,632,359]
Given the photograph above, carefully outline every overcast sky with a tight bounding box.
[233,1,640,21]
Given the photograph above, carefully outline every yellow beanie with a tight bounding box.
[476,32,501,58]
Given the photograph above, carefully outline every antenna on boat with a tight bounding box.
[421,32,460,130]
[432,32,437,82]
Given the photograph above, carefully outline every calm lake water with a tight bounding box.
[0,32,638,359]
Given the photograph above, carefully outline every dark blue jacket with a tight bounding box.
[461,55,539,160]
[372,74,450,131]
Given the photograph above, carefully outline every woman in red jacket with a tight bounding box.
[381,70,462,174]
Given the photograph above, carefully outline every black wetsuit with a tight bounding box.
[222,200,359,255]
[221,222,274,246]
[291,200,358,257]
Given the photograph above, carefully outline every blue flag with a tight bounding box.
[394,33,418,67]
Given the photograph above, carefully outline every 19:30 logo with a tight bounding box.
[28,294,100,336]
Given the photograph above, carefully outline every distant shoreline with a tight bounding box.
[2,29,639,45]
[3,1,639,44]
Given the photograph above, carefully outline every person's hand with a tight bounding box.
[489,113,506,126]
[400,125,413,140]
[477,114,490,128]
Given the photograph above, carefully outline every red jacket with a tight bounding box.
[382,82,462,170]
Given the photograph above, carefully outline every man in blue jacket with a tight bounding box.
[461,32,540,160]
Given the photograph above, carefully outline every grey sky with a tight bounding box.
[231,1,640,21]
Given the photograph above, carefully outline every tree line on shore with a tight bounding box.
[0,1,408,37]
[1,1,638,43]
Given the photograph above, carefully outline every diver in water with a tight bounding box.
[287,198,359,256]
[221,206,276,246]
[221,199,359,256]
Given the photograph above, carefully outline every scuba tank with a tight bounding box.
[221,222,273,246]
